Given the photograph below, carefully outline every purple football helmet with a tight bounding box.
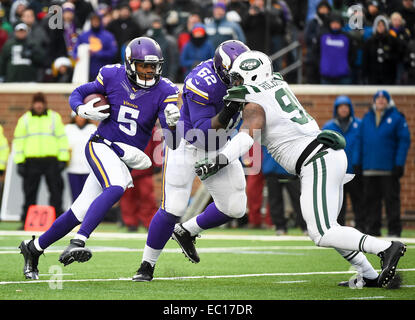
[213,40,250,87]
[125,37,164,88]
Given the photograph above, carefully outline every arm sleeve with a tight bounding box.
[395,114,411,167]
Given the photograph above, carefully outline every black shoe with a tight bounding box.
[19,236,43,280]
[377,241,406,288]
[171,223,200,263]
[132,261,154,282]
[59,239,92,266]
[338,276,380,288]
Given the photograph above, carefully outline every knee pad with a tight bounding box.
[216,191,247,219]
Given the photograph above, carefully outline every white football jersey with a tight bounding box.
[226,74,321,174]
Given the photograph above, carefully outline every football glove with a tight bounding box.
[195,154,229,180]
[76,97,110,121]
[164,103,180,127]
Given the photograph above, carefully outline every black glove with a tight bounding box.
[393,166,404,179]
[17,163,26,177]
[217,100,244,127]
[195,154,229,180]
[353,165,362,175]
[57,161,67,172]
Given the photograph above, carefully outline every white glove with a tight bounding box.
[76,97,110,121]
[164,103,180,127]
[114,142,152,170]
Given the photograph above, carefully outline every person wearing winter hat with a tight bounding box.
[353,90,411,237]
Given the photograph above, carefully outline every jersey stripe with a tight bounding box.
[185,79,209,100]
[88,141,110,188]
[312,160,324,236]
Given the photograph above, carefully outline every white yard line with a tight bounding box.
[1,230,414,243]
[1,269,415,285]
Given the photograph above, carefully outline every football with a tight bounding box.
[83,93,110,113]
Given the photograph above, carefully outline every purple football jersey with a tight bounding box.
[180,59,241,151]
[69,64,179,151]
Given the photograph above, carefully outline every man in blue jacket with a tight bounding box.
[353,90,411,237]
[73,12,118,81]
[323,95,363,230]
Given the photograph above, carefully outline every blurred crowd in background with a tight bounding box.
[0,0,415,84]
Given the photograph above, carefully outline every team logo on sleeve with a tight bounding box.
[240,59,261,71]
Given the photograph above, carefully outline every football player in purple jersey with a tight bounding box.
[18,37,181,280]
[133,40,249,281]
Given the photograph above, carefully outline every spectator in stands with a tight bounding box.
[0,6,12,35]
[180,23,214,77]
[0,23,45,82]
[262,146,305,235]
[106,2,143,63]
[365,0,382,26]
[389,11,412,84]
[404,36,415,84]
[399,0,415,36]
[305,0,331,84]
[20,7,49,79]
[132,0,159,32]
[119,127,161,231]
[241,0,285,55]
[176,12,202,53]
[205,2,246,50]
[9,0,28,25]
[64,112,97,202]
[52,56,74,83]
[363,15,402,84]
[353,90,411,237]
[48,2,80,63]
[67,0,94,30]
[13,92,70,225]
[146,16,179,82]
[73,12,118,81]
[322,96,364,229]
[0,9,9,52]
[344,4,373,84]
[315,13,355,84]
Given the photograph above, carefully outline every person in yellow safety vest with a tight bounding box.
[0,124,9,208]
[13,92,70,224]
[0,124,9,176]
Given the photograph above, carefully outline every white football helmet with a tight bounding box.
[229,50,273,86]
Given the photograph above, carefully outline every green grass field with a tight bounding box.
[1,222,414,304]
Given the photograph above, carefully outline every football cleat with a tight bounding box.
[132,261,154,282]
[377,241,406,288]
[172,223,200,263]
[59,239,92,266]
[19,236,43,280]
[338,276,380,288]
